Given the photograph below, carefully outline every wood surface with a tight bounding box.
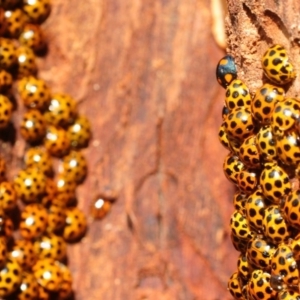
[1,0,239,299]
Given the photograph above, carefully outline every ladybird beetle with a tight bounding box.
[222,105,230,120]
[246,236,276,270]
[231,141,243,155]
[0,258,22,297]
[20,204,48,239]
[44,93,78,128]
[271,244,299,287]
[4,8,25,38]
[0,37,17,69]
[16,272,39,300]
[227,271,244,300]
[225,79,251,111]
[60,150,88,184]
[227,134,242,155]
[270,273,286,293]
[0,157,6,183]
[262,205,291,244]
[276,130,300,166]
[13,168,46,203]
[252,83,285,124]
[256,126,277,162]
[10,239,37,270]
[245,188,267,232]
[233,191,247,214]
[219,126,242,154]
[67,115,91,149]
[272,98,300,136]
[24,147,53,177]
[278,290,300,300]
[57,262,73,300]
[34,233,67,262]
[218,122,231,150]
[247,269,278,300]
[224,107,255,141]
[16,45,38,78]
[20,109,47,144]
[47,204,66,233]
[216,55,237,88]
[44,125,71,157]
[0,181,17,211]
[55,174,76,206]
[260,163,291,204]
[41,177,57,207]
[33,258,62,292]
[237,254,251,280]
[0,94,12,129]
[90,195,113,220]
[236,169,258,194]
[0,69,13,93]
[19,23,46,53]
[231,233,248,253]
[290,233,300,261]
[239,135,261,169]
[283,190,300,230]
[230,210,253,241]
[223,153,245,185]
[262,45,296,85]
[63,207,87,243]
[17,76,51,111]
[22,0,51,24]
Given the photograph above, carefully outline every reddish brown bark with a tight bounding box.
[1,0,239,299]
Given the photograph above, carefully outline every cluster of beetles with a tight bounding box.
[0,0,114,299]
[217,44,300,300]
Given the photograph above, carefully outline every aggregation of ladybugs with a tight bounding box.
[0,1,115,299]
[216,45,300,299]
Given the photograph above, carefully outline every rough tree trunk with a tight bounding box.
[1,0,241,299]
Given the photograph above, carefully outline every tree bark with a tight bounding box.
[1,0,238,299]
